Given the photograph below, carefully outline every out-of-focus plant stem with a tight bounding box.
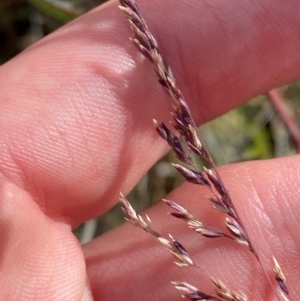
[26,0,83,22]
[268,88,300,153]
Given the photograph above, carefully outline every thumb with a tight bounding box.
[0,180,90,301]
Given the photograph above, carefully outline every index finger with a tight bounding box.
[0,0,299,226]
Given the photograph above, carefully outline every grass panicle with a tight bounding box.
[118,1,292,300]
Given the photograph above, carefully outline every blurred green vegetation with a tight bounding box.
[0,0,108,63]
[1,0,300,242]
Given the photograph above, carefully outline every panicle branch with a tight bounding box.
[172,281,223,301]
[120,193,194,267]
[164,199,232,239]
[120,193,248,301]
[273,257,292,301]
[211,279,248,301]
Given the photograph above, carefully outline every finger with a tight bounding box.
[84,155,300,300]
[0,179,90,301]
[0,0,300,226]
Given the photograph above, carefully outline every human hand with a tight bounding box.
[0,0,300,300]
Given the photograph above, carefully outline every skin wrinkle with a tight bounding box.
[236,168,272,245]
[267,185,293,250]
[269,182,300,291]
[242,168,291,275]
[243,165,300,299]
[42,124,72,162]
[0,145,23,186]
[66,99,97,167]
[207,238,255,296]
[11,56,129,218]
[270,173,300,252]
[283,199,300,248]
[21,122,71,188]
[4,116,73,194]
[71,86,126,184]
